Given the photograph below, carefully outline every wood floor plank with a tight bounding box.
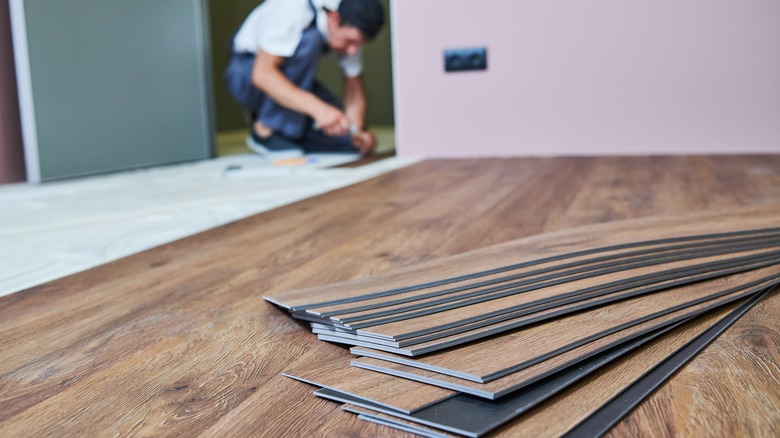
[350,266,780,383]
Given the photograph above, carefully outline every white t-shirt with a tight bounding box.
[232,0,364,77]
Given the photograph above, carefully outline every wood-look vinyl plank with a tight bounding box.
[315,319,682,434]
[350,267,780,383]
[312,236,780,322]
[311,261,760,347]
[281,358,455,414]
[311,272,706,348]
[351,249,780,341]
[349,287,750,399]
[311,258,780,353]
[264,206,780,311]
[340,291,767,437]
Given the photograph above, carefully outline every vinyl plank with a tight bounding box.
[338,291,768,437]
[316,319,681,434]
[264,206,780,311]
[350,269,780,384]
[350,249,780,341]
[282,357,455,414]
[349,286,742,399]
[312,257,780,353]
[311,236,780,322]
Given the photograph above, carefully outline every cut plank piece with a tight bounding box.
[351,266,780,383]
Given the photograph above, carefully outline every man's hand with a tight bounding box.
[314,104,351,137]
[253,51,351,137]
[352,131,376,156]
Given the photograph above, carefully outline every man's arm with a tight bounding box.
[252,50,349,136]
[344,75,367,130]
[344,75,376,155]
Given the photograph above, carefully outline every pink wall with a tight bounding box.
[0,0,25,183]
[392,0,780,158]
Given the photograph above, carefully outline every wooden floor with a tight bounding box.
[1,156,779,437]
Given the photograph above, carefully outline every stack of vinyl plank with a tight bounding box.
[265,206,780,437]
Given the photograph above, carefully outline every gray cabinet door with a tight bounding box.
[10,0,214,182]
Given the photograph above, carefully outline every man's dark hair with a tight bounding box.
[338,0,385,40]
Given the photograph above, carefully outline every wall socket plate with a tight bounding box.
[444,47,488,72]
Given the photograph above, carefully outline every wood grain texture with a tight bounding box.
[1,156,779,436]
[349,285,763,398]
[337,250,780,341]
[341,299,744,437]
[488,293,780,438]
[350,266,780,381]
[283,357,455,413]
[313,260,774,351]
[342,404,459,438]
[606,285,780,438]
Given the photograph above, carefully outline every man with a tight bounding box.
[225,0,385,159]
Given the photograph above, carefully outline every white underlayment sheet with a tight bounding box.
[0,154,419,297]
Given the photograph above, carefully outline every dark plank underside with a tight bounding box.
[1,156,780,437]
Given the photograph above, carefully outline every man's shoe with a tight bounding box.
[246,131,304,159]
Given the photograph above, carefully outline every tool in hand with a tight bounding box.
[313,121,360,136]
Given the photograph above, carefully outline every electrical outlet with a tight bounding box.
[444,47,487,72]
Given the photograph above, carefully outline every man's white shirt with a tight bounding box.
[232,0,364,77]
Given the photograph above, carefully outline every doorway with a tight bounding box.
[207,0,395,158]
